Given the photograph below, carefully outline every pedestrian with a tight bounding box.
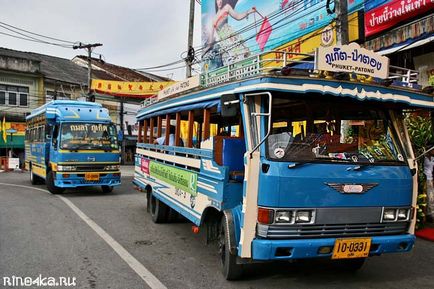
[423,146,434,222]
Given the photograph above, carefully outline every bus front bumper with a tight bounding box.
[251,234,415,261]
[54,172,121,188]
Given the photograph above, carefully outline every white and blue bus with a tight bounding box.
[25,100,121,194]
[133,47,433,279]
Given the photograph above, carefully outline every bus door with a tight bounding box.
[223,92,272,258]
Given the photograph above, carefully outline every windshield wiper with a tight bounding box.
[67,143,90,151]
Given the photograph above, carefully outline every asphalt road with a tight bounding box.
[1,170,434,289]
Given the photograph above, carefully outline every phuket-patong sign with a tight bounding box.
[315,43,390,79]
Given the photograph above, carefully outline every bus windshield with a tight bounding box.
[60,123,118,150]
[266,96,405,165]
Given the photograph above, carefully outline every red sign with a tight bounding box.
[365,0,434,37]
[141,158,150,175]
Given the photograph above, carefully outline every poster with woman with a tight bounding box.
[201,0,364,71]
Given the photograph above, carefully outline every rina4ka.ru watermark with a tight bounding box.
[3,275,77,287]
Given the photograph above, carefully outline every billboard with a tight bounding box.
[201,0,363,71]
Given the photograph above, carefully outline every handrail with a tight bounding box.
[141,50,423,109]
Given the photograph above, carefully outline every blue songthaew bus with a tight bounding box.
[25,100,121,194]
[133,45,433,279]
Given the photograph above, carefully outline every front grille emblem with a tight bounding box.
[325,183,378,194]
[87,156,96,162]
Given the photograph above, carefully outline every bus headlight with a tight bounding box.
[383,209,397,221]
[397,209,409,221]
[57,165,76,172]
[295,210,314,224]
[104,164,120,171]
[275,211,293,223]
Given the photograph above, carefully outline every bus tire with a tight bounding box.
[150,194,168,223]
[167,208,179,222]
[30,165,38,185]
[46,171,65,194]
[219,214,243,280]
[101,185,114,193]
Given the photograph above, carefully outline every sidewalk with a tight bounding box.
[120,165,135,177]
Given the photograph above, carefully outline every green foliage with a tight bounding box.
[405,114,433,228]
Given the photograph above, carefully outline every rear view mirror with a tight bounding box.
[221,94,239,118]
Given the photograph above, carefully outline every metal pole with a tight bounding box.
[186,0,195,78]
[335,0,349,45]
[73,42,103,101]
[87,47,92,95]
[120,99,125,165]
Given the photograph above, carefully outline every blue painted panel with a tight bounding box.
[258,162,412,207]
[251,234,415,260]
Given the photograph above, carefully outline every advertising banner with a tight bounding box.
[315,43,390,79]
[91,80,175,98]
[148,160,198,196]
[201,0,363,71]
[365,0,434,37]
[260,12,360,66]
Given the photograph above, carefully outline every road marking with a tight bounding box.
[0,182,167,289]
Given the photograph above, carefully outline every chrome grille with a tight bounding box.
[257,222,409,239]
[75,165,106,172]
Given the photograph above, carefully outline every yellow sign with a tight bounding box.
[91,79,175,98]
[261,12,360,66]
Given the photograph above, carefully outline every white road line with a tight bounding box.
[0,182,167,289]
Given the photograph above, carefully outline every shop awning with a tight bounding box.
[377,35,434,55]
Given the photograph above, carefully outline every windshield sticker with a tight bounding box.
[274,148,285,159]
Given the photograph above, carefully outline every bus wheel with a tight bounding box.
[333,258,366,271]
[101,185,113,193]
[150,194,168,223]
[219,214,243,280]
[46,171,65,194]
[30,166,38,185]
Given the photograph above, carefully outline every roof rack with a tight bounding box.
[142,49,422,108]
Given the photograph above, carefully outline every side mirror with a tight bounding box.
[221,94,239,118]
[52,139,58,150]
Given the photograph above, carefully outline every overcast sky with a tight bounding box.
[0,0,202,80]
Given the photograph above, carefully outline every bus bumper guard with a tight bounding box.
[54,172,121,188]
[251,234,415,260]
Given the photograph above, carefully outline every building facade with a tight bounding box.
[0,47,87,166]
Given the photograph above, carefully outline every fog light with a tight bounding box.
[318,246,332,254]
[383,209,396,221]
[295,210,312,223]
[275,211,293,223]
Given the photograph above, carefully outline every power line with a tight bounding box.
[0,20,76,44]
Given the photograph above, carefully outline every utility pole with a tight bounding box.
[335,0,349,45]
[186,0,195,78]
[73,42,103,101]
[119,98,125,165]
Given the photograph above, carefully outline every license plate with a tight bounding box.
[332,238,371,259]
[85,173,99,181]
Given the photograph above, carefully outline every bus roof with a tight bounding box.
[137,46,434,120]
[27,100,111,122]
[137,75,434,120]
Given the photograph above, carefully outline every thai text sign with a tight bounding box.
[365,0,434,37]
[157,75,200,100]
[149,160,198,196]
[315,43,390,79]
[91,79,175,98]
